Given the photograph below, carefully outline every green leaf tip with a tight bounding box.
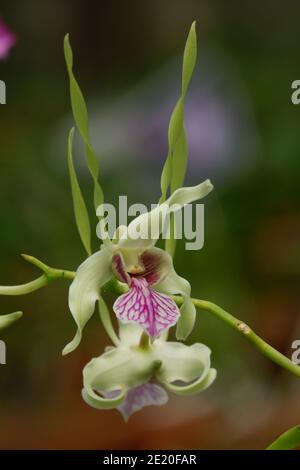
[21,253,48,271]
[182,21,197,95]
[0,311,23,330]
[267,425,300,450]
[21,253,32,262]
[63,34,74,78]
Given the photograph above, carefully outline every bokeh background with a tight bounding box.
[1,0,300,450]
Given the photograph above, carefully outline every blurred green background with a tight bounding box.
[1,0,300,449]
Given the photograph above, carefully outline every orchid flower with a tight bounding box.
[82,321,216,421]
[63,180,213,355]
[0,22,299,435]
[0,18,16,60]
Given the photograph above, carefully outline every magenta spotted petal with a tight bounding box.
[113,277,180,337]
[118,383,168,421]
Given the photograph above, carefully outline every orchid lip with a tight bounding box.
[116,382,168,421]
[113,276,180,337]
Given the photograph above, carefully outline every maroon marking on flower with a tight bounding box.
[112,252,131,285]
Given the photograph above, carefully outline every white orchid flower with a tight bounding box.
[82,322,216,421]
[63,180,213,355]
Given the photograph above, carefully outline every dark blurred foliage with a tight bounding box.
[0,0,300,449]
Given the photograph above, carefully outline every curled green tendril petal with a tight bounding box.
[68,127,92,256]
[64,34,104,211]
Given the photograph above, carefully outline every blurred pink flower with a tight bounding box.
[0,18,16,60]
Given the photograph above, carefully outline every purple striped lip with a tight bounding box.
[113,276,180,337]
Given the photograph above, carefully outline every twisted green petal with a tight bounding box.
[64,34,104,210]
[154,341,216,395]
[67,127,92,256]
[82,385,127,410]
[176,298,196,340]
[82,345,161,410]
[154,264,195,340]
[160,21,197,202]
[165,368,217,396]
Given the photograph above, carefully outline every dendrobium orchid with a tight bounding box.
[82,321,216,420]
[0,22,299,433]
[63,180,213,355]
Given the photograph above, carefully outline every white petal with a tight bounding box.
[118,180,213,251]
[82,386,127,410]
[82,345,160,410]
[176,298,196,340]
[154,341,210,383]
[154,341,216,395]
[165,368,217,395]
[166,180,213,206]
[154,265,196,340]
[63,249,112,355]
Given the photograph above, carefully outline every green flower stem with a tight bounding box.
[0,275,48,295]
[0,255,75,296]
[21,254,75,281]
[173,296,300,379]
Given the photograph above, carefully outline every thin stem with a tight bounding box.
[0,255,75,296]
[173,296,300,379]
[0,275,48,295]
[21,254,75,281]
